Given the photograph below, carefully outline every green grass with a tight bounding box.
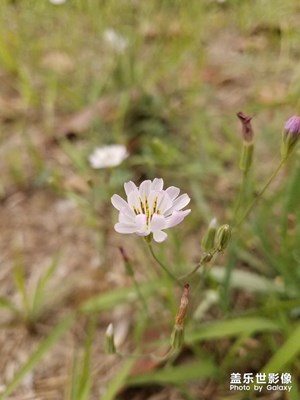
[1,0,300,399]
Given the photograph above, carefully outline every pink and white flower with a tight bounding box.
[111,178,191,243]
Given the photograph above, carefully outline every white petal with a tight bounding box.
[150,213,166,231]
[153,230,168,243]
[119,212,134,224]
[128,189,141,211]
[157,192,172,214]
[151,178,164,191]
[124,181,137,197]
[168,194,190,213]
[166,186,180,200]
[139,180,151,199]
[111,194,128,211]
[165,210,191,228]
[89,145,128,168]
[147,190,159,210]
[114,223,137,234]
[120,205,135,219]
[135,214,147,233]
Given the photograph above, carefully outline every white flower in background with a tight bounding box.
[89,144,128,169]
[111,178,191,243]
[49,0,66,4]
[103,29,128,53]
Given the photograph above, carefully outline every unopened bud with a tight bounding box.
[216,224,232,251]
[281,115,300,159]
[201,218,217,252]
[237,112,254,142]
[171,284,189,352]
[105,323,116,354]
[170,325,184,351]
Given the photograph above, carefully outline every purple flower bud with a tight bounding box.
[284,115,300,136]
[237,111,254,142]
[282,115,300,159]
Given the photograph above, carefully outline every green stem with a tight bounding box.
[179,249,218,280]
[233,170,249,224]
[147,242,182,288]
[235,157,287,227]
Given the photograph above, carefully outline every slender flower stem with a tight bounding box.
[235,157,287,227]
[233,170,249,224]
[146,242,182,288]
[179,249,218,280]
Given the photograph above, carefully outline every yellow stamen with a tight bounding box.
[139,196,146,214]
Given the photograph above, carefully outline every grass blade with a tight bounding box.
[127,359,217,386]
[186,317,279,343]
[81,279,161,313]
[262,322,300,373]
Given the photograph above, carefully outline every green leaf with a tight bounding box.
[186,317,280,343]
[0,314,74,399]
[81,279,161,313]
[127,359,217,386]
[77,318,95,400]
[209,266,284,294]
[262,322,300,373]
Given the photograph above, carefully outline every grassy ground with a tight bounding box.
[1,0,300,399]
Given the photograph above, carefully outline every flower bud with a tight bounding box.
[281,115,300,159]
[170,325,184,351]
[216,224,232,251]
[237,112,254,173]
[171,284,189,352]
[105,323,116,354]
[237,112,254,142]
[201,218,217,252]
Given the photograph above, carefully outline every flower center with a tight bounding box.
[132,196,160,227]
